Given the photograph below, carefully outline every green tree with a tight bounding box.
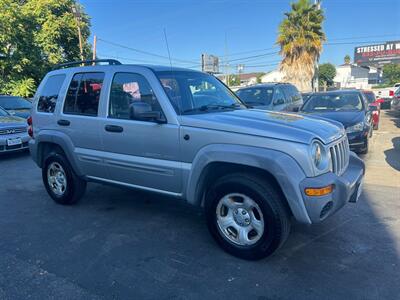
[4,78,36,98]
[256,72,265,83]
[318,63,336,89]
[383,64,400,85]
[344,54,351,64]
[0,0,92,96]
[277,0,325,91]
[229,74,240,86]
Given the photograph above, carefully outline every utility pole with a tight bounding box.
[313,0,322,92]
[72,4,84,61]
[224,31,230,87]
[92,35,97,61]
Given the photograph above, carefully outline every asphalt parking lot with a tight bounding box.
[0,111,399,300]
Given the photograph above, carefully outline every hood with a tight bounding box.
[0,115,27,128]
[180,109,344,145]
[302,111,364,128]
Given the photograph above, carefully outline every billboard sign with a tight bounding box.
[354,41,400,67]
[201,54,219,73]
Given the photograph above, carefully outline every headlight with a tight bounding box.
[346,122,364,133]
[311,140,329,171]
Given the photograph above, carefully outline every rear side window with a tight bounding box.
[274,87,285,102]
[37,75,66,113]
[282,86,292,103]
[283,85,301,103]
[291,85,301,102]
[63,72,104,116]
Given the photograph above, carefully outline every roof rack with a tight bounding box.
[55,59,122,69]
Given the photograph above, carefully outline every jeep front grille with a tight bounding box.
[0,127,27,135]
[330,137,349,176]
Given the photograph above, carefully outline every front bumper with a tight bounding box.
[391,99,400,111]
[299,152,365,223]
[347,130,368,152]
[0,134,30,154]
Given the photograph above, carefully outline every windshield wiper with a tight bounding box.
[242,101,266,108]
[183,103,241,114]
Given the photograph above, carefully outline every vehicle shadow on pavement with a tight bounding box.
[0,149,30,160]
[384,137,400,171]
[386,110,400,128]
[1,175,399,299]
[0,153,399,299]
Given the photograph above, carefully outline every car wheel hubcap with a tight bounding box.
[47,162,67,196]
[216,193,264,246]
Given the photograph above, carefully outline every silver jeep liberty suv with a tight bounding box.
[29,59,365,260]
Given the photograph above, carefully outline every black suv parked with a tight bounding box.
[236,83,303,112]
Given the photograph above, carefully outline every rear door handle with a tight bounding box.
[105,125,123,133]
[57,119,70,126]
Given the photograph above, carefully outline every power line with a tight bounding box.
[95,34,400,72]
[227,51,280,63]
[328,34,400,41]
[97,38,198,64]
[96,52,186,65]
[97,37,280,66]
[218,46,279,58]
[325,39,400,46]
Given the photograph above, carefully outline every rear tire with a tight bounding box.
[205,173,291,260]
[42,152,86,205]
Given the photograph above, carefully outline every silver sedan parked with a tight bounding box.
[0,106,30,154]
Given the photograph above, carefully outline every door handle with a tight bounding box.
[57,119,70,126]
[105,125,123,133]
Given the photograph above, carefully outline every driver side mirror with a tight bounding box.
[273,98,285,106]
[129,102,166,124]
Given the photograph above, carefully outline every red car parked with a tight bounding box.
[362,90,380,130]
[369,104,380,130]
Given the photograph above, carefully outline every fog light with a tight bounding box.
[305,185,334,197]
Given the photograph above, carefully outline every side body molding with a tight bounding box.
[185,144,312,224]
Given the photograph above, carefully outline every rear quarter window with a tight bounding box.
[63,72,105,117]
[37,74,66,113]
[282,85,293,103]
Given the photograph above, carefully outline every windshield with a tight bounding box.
[0,96,32,110]
[0,107,9,116]
[236,87,274,106]
[302,93,364,112]
[364,92,376,104]
[155,71,246,115]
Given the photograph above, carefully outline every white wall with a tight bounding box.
[334,65,370,89]
[261,70,284,83]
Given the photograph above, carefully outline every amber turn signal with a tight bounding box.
[305,185,334,197]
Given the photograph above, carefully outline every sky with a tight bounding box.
[80,0,400,74]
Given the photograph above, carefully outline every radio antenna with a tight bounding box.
[163,28,173,70]
[163,28,182,116]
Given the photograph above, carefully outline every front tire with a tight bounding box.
[42,152,86,205]
[359,138,369,155]
[205,173,291,260]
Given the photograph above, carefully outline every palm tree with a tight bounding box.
[277,0,325,91]
[344,54,351,64]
